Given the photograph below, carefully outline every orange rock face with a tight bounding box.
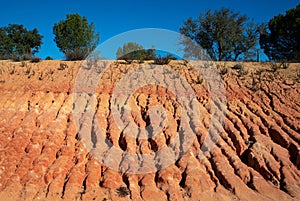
[0,60,299,200]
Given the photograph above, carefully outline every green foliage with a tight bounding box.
[238,66,249,77]
[260,4,300,62]
[217,64,228,75]
[116,42,156,62]
[53,13,99,61]
[116,42,144,59]
[0,28,12,59]
[30,57,42,63]
[58,63,68,70]
[154,54,176,65]
[232,64,248,77]
[232,64,243,70]
[12,54,32,62]
[269,61,290,72]
[45,56,53,60]
[0,24,43,60]
[20,61,26,67]
[180,8,263,61]
[116,186,130,197]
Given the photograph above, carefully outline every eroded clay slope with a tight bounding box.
[0,60,299,201]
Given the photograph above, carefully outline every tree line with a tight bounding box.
[0,5,299,62]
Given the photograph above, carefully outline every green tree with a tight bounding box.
[180,8,263,61]
[260,4,300,62]
[0,28,13,59]
[53,13,100,61]
[0,24,43,60]
[116,42,156,61]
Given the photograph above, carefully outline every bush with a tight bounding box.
[64,49,89,61]
[232,64,248,76]
[12,53,33,62]
[232,64,243,70]
[58,62,68,70]
[238,66,249,77]
[45,56,53,60]
[20,61,26,67]
[154,54,176,65]
[12,56,22,62]
[219,65,228,75]
[125,59,133,64]
[116,186,130,197]
[269,61,290,72]
[116,42,156,63]
[0,54,12,60]
[31,57,42,63]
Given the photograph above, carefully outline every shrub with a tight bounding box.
[154,54,176,65]
[12,54,32,62]
[30,57,42,63]
[58,62,68,70]
[232,64,243,70]
[123,58,133,64]
[64,49,89,61]
[8,66,16,74]
[238,66,249,77]
[45,56,53,60]
[12,56,21,62]
[196,75,203,84]
[116,186,130,197]
[217,64,228,75]
[116,42,156,62]
[20,61,26,67]
[269,61,290,72]
[25,67,31,75]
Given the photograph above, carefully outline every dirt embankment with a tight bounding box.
[0,60,299,201]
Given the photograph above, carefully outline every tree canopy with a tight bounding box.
[116,42,156,61]
[0,24,43,60]
[53,13,100,61]
[180,8,263,61]
[260,4,300,62]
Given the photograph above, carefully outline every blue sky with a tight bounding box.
[0,0,299,60]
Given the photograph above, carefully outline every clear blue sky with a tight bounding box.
[0,0,299,60]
